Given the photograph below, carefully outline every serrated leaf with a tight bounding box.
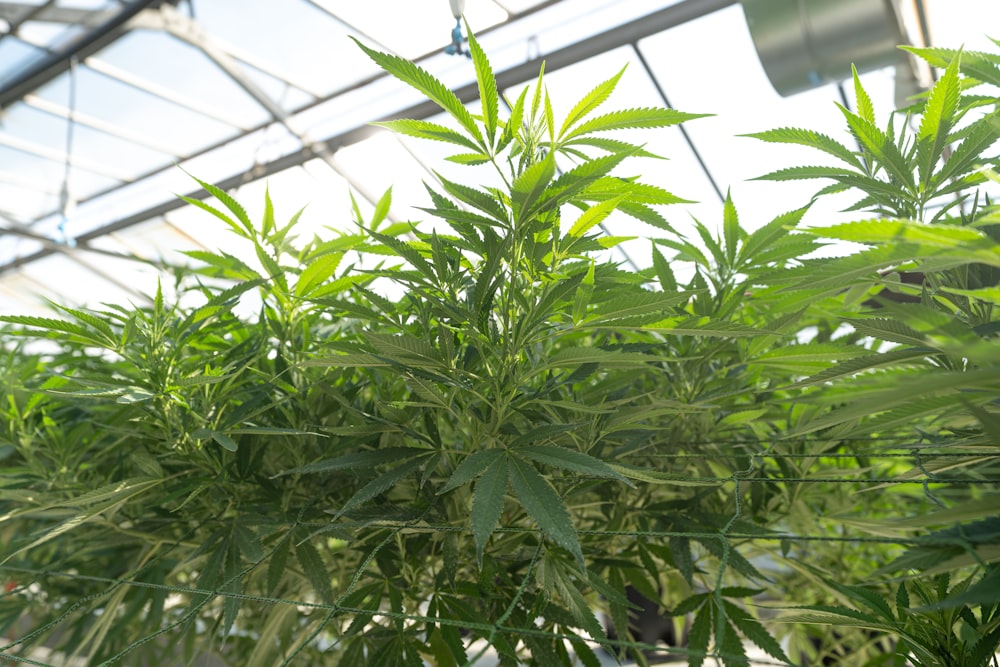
[511,152,556,225]
[808,218,990,247]
[440,448,505,494]
[295,539,333,603]
[330,456,429,519]
[471,454,509,565]
[719,617,748,667]
[267,537,290,595]
[743,127,862,169]
[517,445,630,484]
[559,65,626,139]
[565,108,709,140]
[607,463,717,487]
[787,348,931,388]
[353,38,484,147]
[687,605,712,667]
[274,447,426,477]
[582,290,692,325]
[536,347,654,371]
[373,119,483,153]
[467,26,499,147]
[750,165,862,182]
[566,195,626,239]
[722,190,739,265]
[564,136,663,158]
[837,104,915,191]
[295,251,343,297]
[508,456,583,567]
[845,317,929,347]
[918,49,963,187]
[444,152,492,165]
[434,173,508,223]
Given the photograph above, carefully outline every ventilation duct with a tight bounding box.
[740,0,927,104]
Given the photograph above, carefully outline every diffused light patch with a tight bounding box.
[335,132,436,229]
[229,162,356,244]
[16,253,139,310]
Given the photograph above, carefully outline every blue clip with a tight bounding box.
[445,18,471,58]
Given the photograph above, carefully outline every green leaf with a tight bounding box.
[917,49,963,187]
[559,65,626,139]
[564,108,709,140]
[295,539,333,603]
[439,448,505,494]
[353,38,483,146]
[807,218,991,247]
[211,431,239,453]
[266,536,290,595]
[565,195,626,239]
[845,317,929,347]
[466,26,499,148]
[687,604,712,667]
[434,173,508,223]
[295,251,343,297]
[274,447,427,477]
[582,290,692,325]
[471,454,509,565]
[750,165,863,182]
[516,445,630,484]
[508,456,583,567]
[743,127,862,169]
[373,119,483,153]
[511,152,556,225]
[444,152,491,165]
[186,173,253,234]
[607,463,717,487]
[563,136,663,158]
[787,348,931,388]
[851,65,876,124]
[719,617,748,667]
[837,103,915,191]
[330,456,429,519]
[722,190,739,265]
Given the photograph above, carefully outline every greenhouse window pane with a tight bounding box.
[17,20,85,50]
[191,0,382,97]
[0,35,43,81]
[34,64,242,156]
[0,101,175,182]
[96,30,273,129]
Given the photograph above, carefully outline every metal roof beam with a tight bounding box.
[0,3,116,28]
[0,0,166,110]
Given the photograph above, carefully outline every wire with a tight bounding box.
[56,55,78,248]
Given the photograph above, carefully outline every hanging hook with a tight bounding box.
[444,0,471,57]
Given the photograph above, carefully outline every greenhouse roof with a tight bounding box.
[0,0,995,314]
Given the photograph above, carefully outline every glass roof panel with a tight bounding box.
[191,0,383,97]
[95,30,273,128]
[17,20,86,50]
[233,60,316,113]
[33,63,243,154]
[0,35,44,81]
[1,100,174,181]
